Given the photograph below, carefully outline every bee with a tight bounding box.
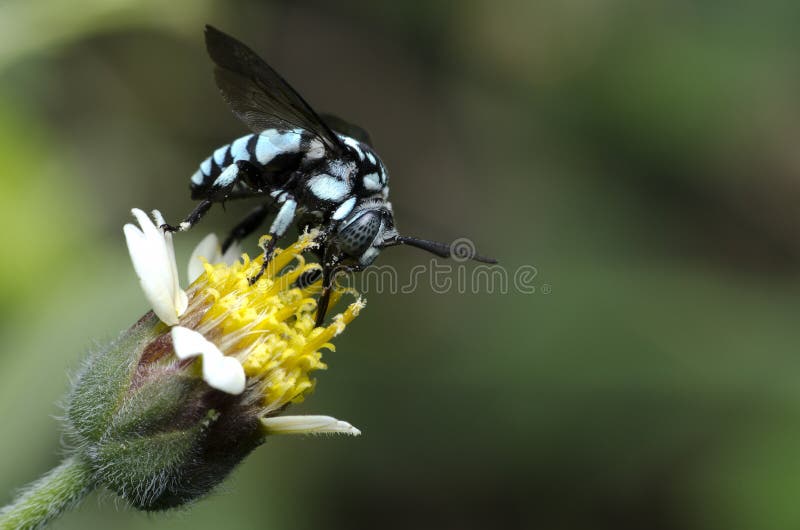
[163,26,495,325]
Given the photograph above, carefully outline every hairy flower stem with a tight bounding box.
[0,456,95,530]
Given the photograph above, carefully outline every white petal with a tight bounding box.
[188,233,221,283]
[125,227,176,323]
[174,289,189,318]
[261,415,361,436]
[221,241,242,266]
[154,210,185,316]
[170,326,246,395]
[171,325,211,360]
[188,233,242,283]
[124,208,187,325]
[129,209,173,294]
[202,352,246,395]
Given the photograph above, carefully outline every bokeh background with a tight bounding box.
[2,1,800,529]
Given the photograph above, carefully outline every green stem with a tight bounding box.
[0,456,94,530]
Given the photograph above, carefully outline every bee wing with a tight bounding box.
[319,113,373,147]
[205,25,344,153]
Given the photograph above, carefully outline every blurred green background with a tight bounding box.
[3,1,800,529]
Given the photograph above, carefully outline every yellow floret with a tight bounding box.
[185,232,363,411]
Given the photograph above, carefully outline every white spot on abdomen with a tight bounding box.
[256,129,302,165]
[213,164,239,188]
[230,135,251,161]
[191,170,204,185]
[200,157,212,176]
[308,174,350,201]
[213,145,228,165]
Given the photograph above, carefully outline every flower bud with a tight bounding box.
[64,312,265,510]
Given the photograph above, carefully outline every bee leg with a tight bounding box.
[162,160,249,232]
[315,256,364,326]
[221,203,271,252]
[248,236,277,285]
[315,261,335,328]
[248,197,297,285]
[161,199,213,233]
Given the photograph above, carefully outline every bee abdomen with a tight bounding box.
[190,129,309,194]
[190,134,259,189]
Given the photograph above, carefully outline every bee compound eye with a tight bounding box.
[338,212,382,257]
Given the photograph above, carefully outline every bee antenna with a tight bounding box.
[382,236,498,264]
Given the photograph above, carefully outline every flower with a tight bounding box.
[93,210,365,509]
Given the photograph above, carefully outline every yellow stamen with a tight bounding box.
[182,231,363,411]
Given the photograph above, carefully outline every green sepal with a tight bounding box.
[107,373,202,438]
[66,312,164,442]
[90,409,218,509]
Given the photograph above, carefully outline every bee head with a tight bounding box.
[333,200,496,269]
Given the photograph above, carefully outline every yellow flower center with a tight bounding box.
[183,231,364,413]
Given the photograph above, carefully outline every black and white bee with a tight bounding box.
[163,26,495,325]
